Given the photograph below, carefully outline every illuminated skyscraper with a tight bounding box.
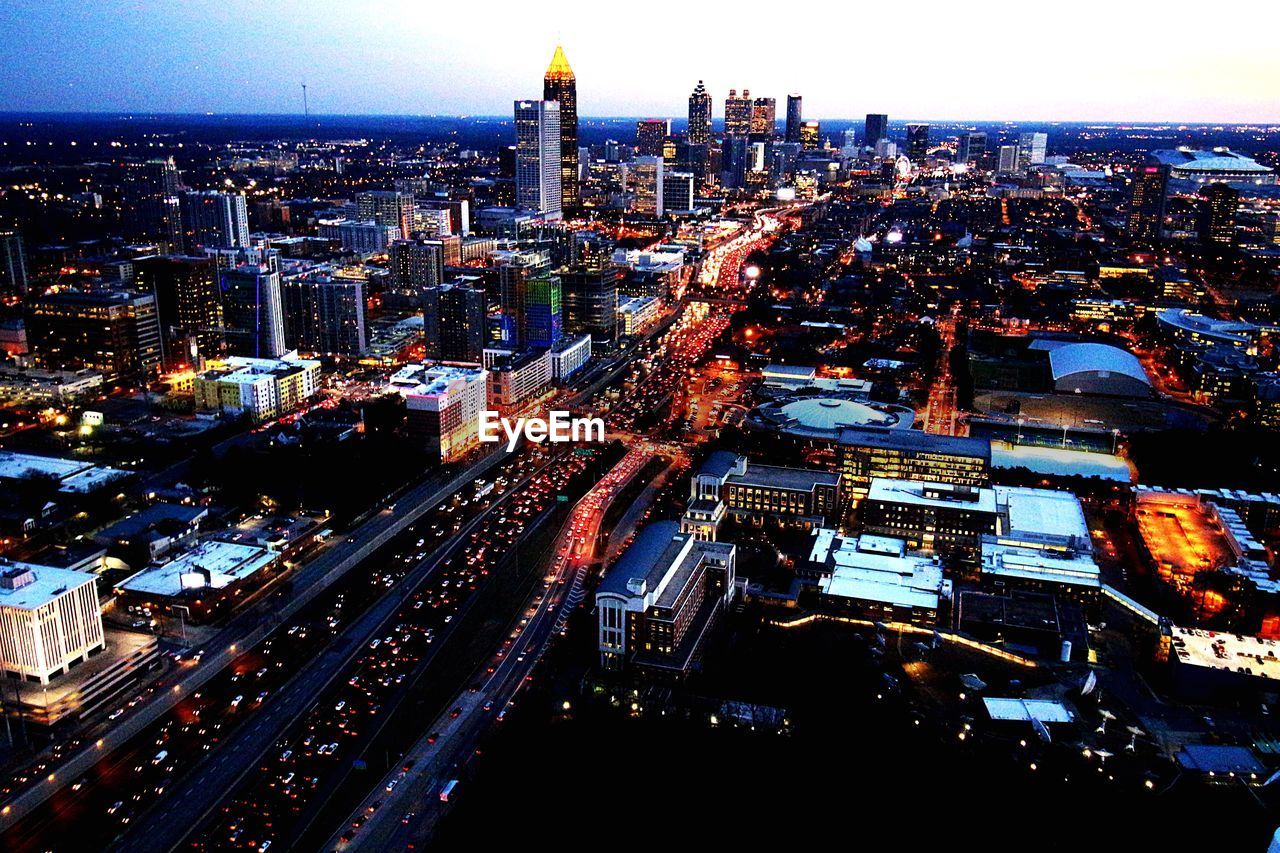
[633,156,665,217]
[1127,162,1170,240]
[357,190,416,240]
[221,264,286,359]
[785,94,803,143]
[750,97,776,141]
[635,119,669,157]
[120,157,183,251]
[724,89,752,137]
[181,190,250,251]
[134,254,224,369]
[543,45,579,209]
[957,132,987,166]
[0,230,28,295]
[1017,132,1047,170]
[521,274,563,349]
[688,81,712,146]
[514,100,562,220]
[1198,182,1239,245]
[799,121,820,150]
[906,123,930,162]
[863,113,888,147]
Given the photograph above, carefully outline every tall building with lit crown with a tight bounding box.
[543,45,579,209]
[688,81,712,145]
[1127,162,1170,240]
[785,94,803,143]
[799,121,820,150]
[514,100,563,220]
[724,89,752,137]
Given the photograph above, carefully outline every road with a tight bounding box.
[329,447,653,851]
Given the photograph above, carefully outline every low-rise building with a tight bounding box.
[550,332,592,381]
[681,451,843,540]
[807,530,946,626]
[193,354,321,423]
[388,362,488,463]
[114,539,279,623]
[596,521,736,678]
[0,562,105,684]
[483,348,553,415]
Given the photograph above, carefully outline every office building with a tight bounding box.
[120,157,183,250]
[750,97,776,141]
[906,123,930,162]
[514,100,562,220]
[0,563,105,685]
[861,479,1000,554]
[543,45,579,209]
[114,539,279,624]
[681,451,843,541]
[1199,182,1239,245]
[635,119,669,157]
[550,332,592,381]
[864,113,889,147]
[483,348,552,414]
[193,354,322,423]
[596,521,736,677]
[180,190,249,251]
[633,156,664,216]
[1127,162,1170,240]
[957,132,987,166]
[25,289,162,382]
[356,190,416,240]
[785,94,803,143]
[559,264,621,346]
[521,274,563,349]
[0,230,29,295]
[280,274,367,357]
[799,121,820,150]
[996,144,1020,174]
[134,254,224,370]
[388,362,488,463]
[662,170,695,213]
[220,264,286,359]
[724,89,752,137]
[807,532,945,627]
[616,295,661,336]
[390,238,445,297]
[688,81,712,146]
[422,282,486,362]
[1017,132,1047,170]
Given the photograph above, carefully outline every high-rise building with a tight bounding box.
[635,119,669,157]
[1127,163,1170,241]
[750,97,776,141]
[633,156,665,217]
[864,113,889,147]
[220,264,286,359]
[521,274,563,350]
[906,123,930,162]
[662,171,696,213]
[356,190,416,240]
[181,190,250,251]
[957,132,988,166]
[390,238,445,299]
[1199,182,1239,245]
[389,363,488,464]
[0,230,28,295]
[799,121,820,150]
[514,100,562,220]
[422,282,486,362]
[1017,132,1048,170]
[543,45,579,209]
[724,89,752,138]
[280,274,367,357]
[25,289,162,382]
[134,254,225,370]
[120,157,183,250]
[688,81,712,146]
[560,264,622,346]
[785,94,803,144]
[996,144,1020,174]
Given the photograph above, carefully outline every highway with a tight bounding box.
[328,447,653,851]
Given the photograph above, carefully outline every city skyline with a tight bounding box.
[2,0,1279,123]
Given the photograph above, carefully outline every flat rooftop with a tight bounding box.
[981,544,1101,589]
[995,486,1090,544]
[866,478,998,514]
[117,540,276,597]
[812,530,944,611]
[0,563,98,610]
[0,450,130,494]
[388,362,485,398]
[1169,626,1280,681]
[983,697,1074,724]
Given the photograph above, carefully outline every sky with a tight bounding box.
[2,0,1279,123]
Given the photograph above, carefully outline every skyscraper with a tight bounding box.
[221,264,286,359]
[26,290,162,382]
[1198,182,1239,245]
[356,190,416,240]
[688,81,712,146]
[799,121,820,150]
[0,230,28,295]
[750,97,776,141]
[120,157,183,250]
[543,45,579,209]
[785,94,803,144]
[1127,163,1170,240]
[514,100,563,220]
[422,282,486,362]
[390,238,445,298]
[134,254,225,369]
[281,274,367,357]
[864,113,889,147]
[559,265,622,346]
[521,274,563,350]
[996,145,1020,174]
[635,119,669,157]
[1017,132,1048,170]
[724,90,752,138]
[906,123,930,162]
[633,156,665,216]
[957,132,988,166]
[181,190,250,251]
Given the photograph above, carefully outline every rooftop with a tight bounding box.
[0,450,130,494]
[0,563,97,611]
[811,530,944,611]
[866,478,999,515]
[388,362,486,398]
[1168,625,1280,681]
[117,539,277,598]
[1042,342,1150,387]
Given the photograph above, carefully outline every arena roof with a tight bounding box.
[1045,342,1150,388]
[779,398,896,431]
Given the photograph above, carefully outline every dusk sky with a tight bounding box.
[3,0,1278,122]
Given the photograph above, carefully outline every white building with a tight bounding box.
[810,531,947,626]
[514,100,562,220]
[633,156,664,216]
[617,296,662,336]
[1017,132,1047,170]
[0,563,104,684]
[193,354,322,423]
[550,332,592,381]
[389,363,488,463]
